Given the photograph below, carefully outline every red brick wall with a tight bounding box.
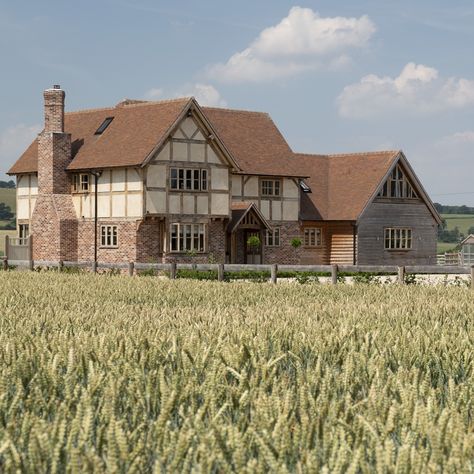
[263,221,303,264]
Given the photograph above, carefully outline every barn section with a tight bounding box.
[295,151,442,265]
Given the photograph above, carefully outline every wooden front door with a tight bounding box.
[244,230,262,264]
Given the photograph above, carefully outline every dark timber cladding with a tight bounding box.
[357,201,438,265]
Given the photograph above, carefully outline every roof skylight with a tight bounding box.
[299,180,312,193]
[95,117,114,135]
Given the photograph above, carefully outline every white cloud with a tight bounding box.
[177,83,227,107]
[144,88,163,100]
[0,124,41,175]
[207,7,376,83]
[440,130,474,144]
[337,62,474,118]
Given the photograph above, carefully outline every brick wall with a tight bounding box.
[263,221,303,264]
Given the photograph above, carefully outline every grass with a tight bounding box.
[437,241,458,254]
[441,213,474,236]
[0,229,16,256]
[0,273,473,472]
[0,188,15,212]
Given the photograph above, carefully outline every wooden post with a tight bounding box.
[331,264,338,285]
[397,266,405,284]
[92,261,97,274]
[29,259,34,271]
[128,261,135,277]
[58,260,64,272]
[2,258,8,271]
[5,235,9,259]
[170,262,177,280]
[217,263,224,282]
[271,264,278,284]
[471,265,474,290]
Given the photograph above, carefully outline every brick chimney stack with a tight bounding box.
[37,85,71,194]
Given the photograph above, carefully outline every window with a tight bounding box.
[72,173,90,192]
[384,228,412,250]
[95,117,114,135]
[101,225,118,248]
[304,228,322,247]
[299,180,311,193]
[265,228,280,246]
[170,168,207,191]
[261,179,281,196]
[19,224,29,244]
[378,164,418,199]
[170,223,206,252]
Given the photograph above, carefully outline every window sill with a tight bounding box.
[384,249,412,252]
[169,251,206,254]
[100,246,119,249]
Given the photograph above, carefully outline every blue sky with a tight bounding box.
[1,0,474,205]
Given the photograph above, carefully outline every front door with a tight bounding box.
[244,230,262,264]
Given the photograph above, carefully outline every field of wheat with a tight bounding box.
[0,272,473,472]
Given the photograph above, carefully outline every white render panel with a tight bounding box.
[112,194,126,217]
[127,168,142,191]
[231,175,242,196]
[172,128,186,139]
[30,197,36,215]
[260,200,270,220]
[173,142,188,161]
[169,195,180,214]
[197,195,208,214]
[98,171,111,192]
[98,195,110,218]
[82,195,91,218]
[155,142,170,161]
[17,175,28,196]
[207,146,220,164]
[211,193,229,215]
[283,179,299,198]
[272,200,282,221]
[127,194,142,217]
[181,117,198,138]
[147,164,167,188]
[146,190,166,214]
[111,169,126,191]
[245,177,259,196]
[211,168,229,190]
[194,130,205,140]
[30,175,38,195]
[72,196,81,217]
[190,143,205,162]
[17,198,29,219]
[183,195,195,214]
[282,201,299,221]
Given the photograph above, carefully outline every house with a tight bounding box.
[460,235,474,266]
[7,85,442,265]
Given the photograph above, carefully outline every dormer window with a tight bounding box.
[95,117,114,135]
[299,180,311,193]
[72,173,90,193]
[378,164,418,199]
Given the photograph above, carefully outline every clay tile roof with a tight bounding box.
[202,107,303,177]
[8,98,191,174]
[296,150,400,221]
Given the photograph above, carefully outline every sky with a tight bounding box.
[1,0,474,205]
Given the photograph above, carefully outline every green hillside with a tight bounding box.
[0,188,16,213]
[441,214,474,236]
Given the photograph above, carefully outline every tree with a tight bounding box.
[0,203,14,220]
[0,180,15,189]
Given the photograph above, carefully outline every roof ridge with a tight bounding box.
[66,106,116,115]
[203,105,269,115]
[293,152,329,157]
[327,150,400,157]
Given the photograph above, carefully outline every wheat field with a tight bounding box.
[0,272,473,472]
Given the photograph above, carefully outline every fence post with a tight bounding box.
[5,235,9,259]
[92,261,97,273]
[471,265,474,290]
[217,263,224,282]
[398,266,405,284]
[58,260,64,272]
[170,262,177,280]
[128,261,135,277]
[29,259,34,271]
[2,257,8,271]
[271,264,278,284]
[331,264,338,285]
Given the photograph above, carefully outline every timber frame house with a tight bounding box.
[7,85,442,265]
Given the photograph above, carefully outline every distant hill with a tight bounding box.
[0,188,15,213]
[434,203,474,215]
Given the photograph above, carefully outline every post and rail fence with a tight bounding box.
[1,257,474,289]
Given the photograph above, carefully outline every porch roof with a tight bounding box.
[228,202,272,233]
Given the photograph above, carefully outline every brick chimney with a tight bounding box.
[31,85,77,262]
[37,85,71,194]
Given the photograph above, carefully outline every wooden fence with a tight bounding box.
[2,257,474,288]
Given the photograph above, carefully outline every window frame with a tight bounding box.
[261,179,281,197]
[265,228,281,247]
[100,225,118,248]
[72,173,90,193]
[170,223,206,253]
[18,224,29,244]
[384,227,412,250]
[303,228,322,247]
[378,164,418,199]
[170,167,208,192]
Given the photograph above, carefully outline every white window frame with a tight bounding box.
[261,179,281,197]
[170,168,208,191]
[304,228,322,247]
[170,223,206,253]
[384,228,412,250]
[72,173,90,193]
[100,225,118,248]
[265,228,280,247]
[18,224,29,244]
[378,164,418,199]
